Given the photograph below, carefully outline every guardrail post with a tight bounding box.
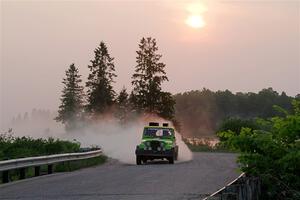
[20,168,26,179]
[2,170,9,183]
[34,166,40,176]
[48,164,53,174]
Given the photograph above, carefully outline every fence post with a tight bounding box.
[34,166,40,176]
[20,168,26,179]
[2,170,9,183]
[48,164,53,174]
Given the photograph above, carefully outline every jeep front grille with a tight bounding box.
[150,141,161,151]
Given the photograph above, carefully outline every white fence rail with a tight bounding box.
[0,150,103,183]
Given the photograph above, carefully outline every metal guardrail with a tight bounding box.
[203,173,245,200]
[203,172,261,200]
[0,150,102,183]
[0,150,102,171]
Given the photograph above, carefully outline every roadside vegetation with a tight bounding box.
[0,131,80,161]
[0,132,107,184]
[216,100,300,199]
[185,100,299,199]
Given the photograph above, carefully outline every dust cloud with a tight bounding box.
[6,114,193,164]
[67,116,193,164]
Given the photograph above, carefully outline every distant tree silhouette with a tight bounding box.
[55,64,84,130]
[115,87,130,124]
[86,42,117,117]
[130,37,175,120]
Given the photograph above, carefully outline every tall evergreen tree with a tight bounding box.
[86,42,117,116]
[131,37,175,119]
[55,64,84,130]
[115,87,130,124]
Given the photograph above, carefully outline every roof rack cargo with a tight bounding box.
[149,122,159,126]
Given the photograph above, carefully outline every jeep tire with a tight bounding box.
[175,146,179,160]
[136,156,142,165]
[142,158,147,164]
[168,156,174,164]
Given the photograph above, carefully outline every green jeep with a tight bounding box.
[135,122,178,165]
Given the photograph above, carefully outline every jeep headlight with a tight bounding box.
[164,142,174,150]
[165,140,173,144]
[138,143,146,149]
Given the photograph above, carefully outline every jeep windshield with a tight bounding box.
[143,128,173,138]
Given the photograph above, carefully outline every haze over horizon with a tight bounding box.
[1,0,299,130]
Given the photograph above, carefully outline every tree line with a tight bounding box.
[55,37,175,130]
[174,88,299,137]
[55,37,298,136]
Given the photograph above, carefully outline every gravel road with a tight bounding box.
[0,152,240,200]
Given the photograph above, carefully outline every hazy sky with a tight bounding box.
[1,0,299,130]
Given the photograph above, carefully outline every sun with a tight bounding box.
[185,2,207,29]
[185,15,206,29]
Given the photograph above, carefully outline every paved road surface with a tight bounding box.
[0,152,240,200]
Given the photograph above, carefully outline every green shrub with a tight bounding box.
[217,118,259,142]
[0,135,80,161]
[218,100,300,199]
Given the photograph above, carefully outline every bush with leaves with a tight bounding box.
[218,100,300,199]
[0,134,80,161]
[217,117,259,142]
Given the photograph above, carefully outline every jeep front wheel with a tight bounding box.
[168,156,174,164]
[136,156,142,165]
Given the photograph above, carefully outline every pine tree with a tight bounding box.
[86,42,117,116]
[55,64,84,130]
[131,37,175,119]
[115,87,130,124]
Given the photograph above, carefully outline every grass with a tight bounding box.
[0,155,107,184]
